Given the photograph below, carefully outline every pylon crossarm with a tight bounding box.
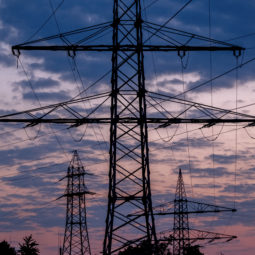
[12,20,244,54]
[0,94,111,127]
[12,44,244,52]
[0,117,255,125]
[0,91,110,118]
[189,229,237,243]
[1,87,254,127]
[159,228,237,243]
[143,200,236,215]
[146,91,255,121]
[64,191,95,196]
[57,190,95,200]
[58,171,94,183]
[183,200,237,214]
[143,21,244,50]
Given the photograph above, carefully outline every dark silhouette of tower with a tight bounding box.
[173,169,190,255]
[60,150,94,255]
[155,169,237,255]
[102,1,157,253]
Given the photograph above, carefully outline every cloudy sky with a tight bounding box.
[1,0,255,254]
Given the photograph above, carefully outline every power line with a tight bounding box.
[25,0,65,42]
[174,55,255,98]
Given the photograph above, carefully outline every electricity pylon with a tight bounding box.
[59,150,94,255]
[1,0,251,254]
[156,169,237,255]
[173,168,190,255]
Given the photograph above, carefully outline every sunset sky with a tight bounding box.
[1,0,255,254]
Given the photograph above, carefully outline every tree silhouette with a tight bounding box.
[118,239,171,255]
[18,235,40,255]
[117,240,205,255]
[184,245,204,255]
[0,240,17,255]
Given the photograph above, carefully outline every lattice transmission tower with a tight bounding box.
[59,150,94,255]
[5,0,251,254]
[156,169,237,255]
[173,169,190,255]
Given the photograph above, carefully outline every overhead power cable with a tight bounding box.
[21,22,112,46]
[49,0,110,150]
[26,0,65,42]
[144,0,194,43]
[226,32,255,42]
[142,0,160,12]
[150,125,246,156]
[144,21,239,47]
[174,55,255,97]
[146,92,255,120]
[0,92,111,118]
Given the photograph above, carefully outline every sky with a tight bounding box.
[1,0,255,254]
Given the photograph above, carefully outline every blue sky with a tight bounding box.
[1,0,255,254]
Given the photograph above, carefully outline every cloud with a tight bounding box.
[190,166,229,178]
[147,72,201,94]
[0,42,16,67]
[14,77,60,89]
[23,90,69,102]
[222,183,255,195]
[207,154,245,165]
[166,137,220,152]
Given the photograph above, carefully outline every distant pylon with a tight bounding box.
[60,150,94,255]
[173,169,190,255]
[163,169,236,255]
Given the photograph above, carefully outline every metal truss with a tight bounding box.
[159,228,237,244]
[157,169,236,255]
[60,150,94,255]
[102,0,157,253]
[173,169,190,255]
[0,90,254,126]
[152,200,236,215]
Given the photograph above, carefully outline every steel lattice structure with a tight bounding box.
[60,150,94,255]
[156,169,237,255]
[102,0,158,253]
[1,0,251,254]
[173,169,190,255]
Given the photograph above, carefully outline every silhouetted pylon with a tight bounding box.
[156,169,237,255]
[59,150,94,255]
[173,169,190,255]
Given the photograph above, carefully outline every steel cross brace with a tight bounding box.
[12,44,244,53]
[0,117,254,125]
